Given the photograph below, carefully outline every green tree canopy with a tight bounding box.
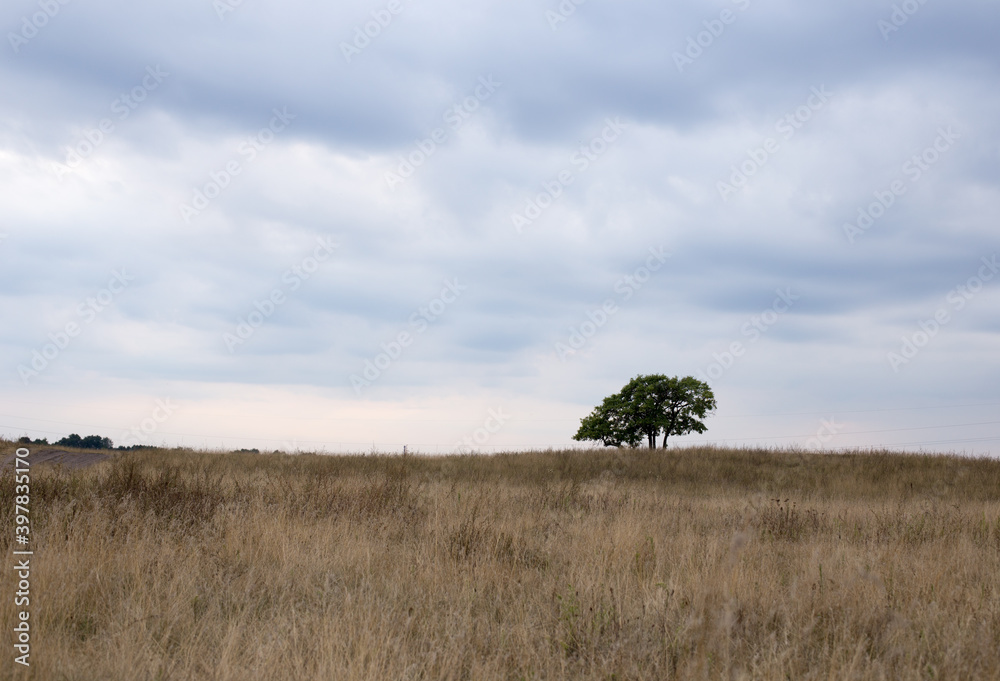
[572,392,643,448]
[55,433,114,450]
[573,374,716,449]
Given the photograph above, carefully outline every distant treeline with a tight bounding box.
[16,433,152,451]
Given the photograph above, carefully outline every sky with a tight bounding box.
[0,0,998,455]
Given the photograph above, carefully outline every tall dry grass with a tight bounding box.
[1,443,999,680]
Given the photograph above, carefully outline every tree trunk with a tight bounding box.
[662,413,676,449]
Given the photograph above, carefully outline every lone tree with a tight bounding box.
[573,392,643,448]
[573,374,716,449]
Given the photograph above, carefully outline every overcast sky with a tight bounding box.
[1,0,998,455]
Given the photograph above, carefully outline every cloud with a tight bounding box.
[1,0,998,453]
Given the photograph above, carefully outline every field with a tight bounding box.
[2,442,999,680]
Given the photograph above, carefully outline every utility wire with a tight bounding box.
[4,412,999,443]
[0,399,998,421]
[4,423,997,452]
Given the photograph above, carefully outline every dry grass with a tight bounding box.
[1,442,999,680]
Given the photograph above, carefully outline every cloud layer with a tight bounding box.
[1,0,998,453]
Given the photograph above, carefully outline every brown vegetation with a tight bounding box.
[2,442,999,680]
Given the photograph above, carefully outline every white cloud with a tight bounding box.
[1,0,998,454]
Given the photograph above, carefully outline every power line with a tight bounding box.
[3,410,997,453]
[712,403,1000,418]
[681,419,1000,442]
[1,399,998,422]
[833,436,1000,448]
[4,421,996,451]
